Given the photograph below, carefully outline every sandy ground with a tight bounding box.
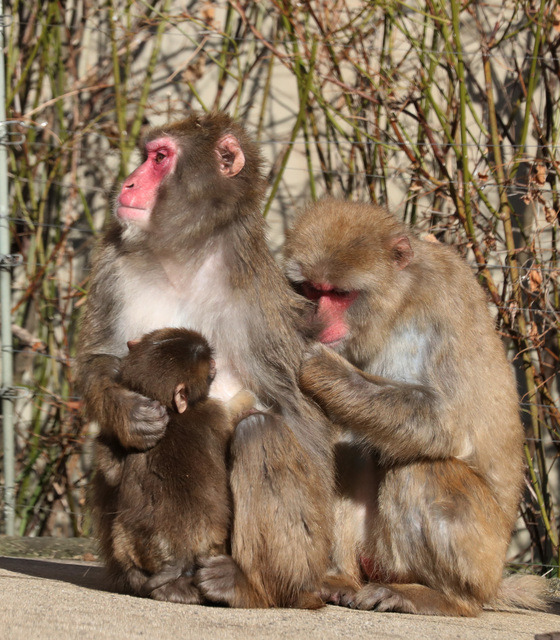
[0,550,559,640]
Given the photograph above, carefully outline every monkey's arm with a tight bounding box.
[299,346,454,464]
[77,241,169,451]
[79,353,169,450]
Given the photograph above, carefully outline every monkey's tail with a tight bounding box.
[488,574,551,612]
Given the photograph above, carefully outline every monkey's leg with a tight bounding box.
[320,441,380,605]
[197,412,329,609]
[319,495,369,605]
[340,460,508,616]
[195,554,268,608]
[108,565,149,596]
[127,561,200,604]
[149,575,202,604]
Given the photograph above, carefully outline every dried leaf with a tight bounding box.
[545,206,558,224]
[535,163,547,185]
[554,4,560,31]
[528,321,540,344]
[484,233,496,250]
[508,299,518,322]
[202,3,215,25]
[182,56,206,84]
[528,267,543,292]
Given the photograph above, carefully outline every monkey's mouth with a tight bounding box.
[117,204,148,222]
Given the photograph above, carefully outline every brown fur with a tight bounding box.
[91,327,254,603]
[78,113,334,608]
[284,198,548,616]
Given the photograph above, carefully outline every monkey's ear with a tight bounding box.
[173,383,188,414]
[390,234,413,270]
[216,134,245,177]
[127,339,141,351]
[209,358,217,382]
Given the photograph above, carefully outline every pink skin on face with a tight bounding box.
[117,137,179,226]
[301,282,358,345]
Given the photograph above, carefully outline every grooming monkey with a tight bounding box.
[92,327,254,602]
[78,112,333,608]
[284,198,547,616]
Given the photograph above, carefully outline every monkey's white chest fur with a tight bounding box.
[368,323,433,383]
[115,250,246,402]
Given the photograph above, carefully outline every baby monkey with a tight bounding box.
[91,327,255,604]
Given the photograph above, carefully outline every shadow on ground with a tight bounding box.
[0,556,108,592]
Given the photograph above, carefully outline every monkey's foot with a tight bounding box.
[149,575,202,604]
[319,575,359,606]
[343,583,480,616]
[345,583,416,613]
[227,390,257,422]
[195,555,266,608]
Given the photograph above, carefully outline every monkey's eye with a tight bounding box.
[154,151,167,164]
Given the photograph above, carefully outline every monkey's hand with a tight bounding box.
[103,385,169,450]
[299,344,391,432]
[300,344,446,463]
[79,354,169,450]
[120,388,169,450]
[299,343,360,413]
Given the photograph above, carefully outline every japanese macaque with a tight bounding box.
[78,112,333,609]
[283,198,548,616]
[92,327,255,603]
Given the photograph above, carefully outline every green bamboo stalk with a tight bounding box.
[107,0,127,177]
[449,0,475,242]
[263,38,317,217]
[481,29,543,452]
[6,4,53,107]
[302,116,317,202]
[524,443,559,549]
[511,0,548,178]
[256,23,276,140]
[125,0,171,168]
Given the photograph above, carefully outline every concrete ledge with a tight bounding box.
[0,549,559,640]
[0,535,98,560]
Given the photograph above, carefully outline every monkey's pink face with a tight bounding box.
[117,137,179,228]
[300,282,358,346]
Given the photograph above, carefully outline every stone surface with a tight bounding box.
[0,542,559,640]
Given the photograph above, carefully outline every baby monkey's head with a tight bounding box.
[120,327,216,413]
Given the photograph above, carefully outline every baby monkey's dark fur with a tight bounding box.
[91,327,254,603]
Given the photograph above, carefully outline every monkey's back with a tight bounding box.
[112,399,231,575]
[383,237,525,527]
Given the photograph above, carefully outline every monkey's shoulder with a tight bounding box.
[414,239,488,299]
